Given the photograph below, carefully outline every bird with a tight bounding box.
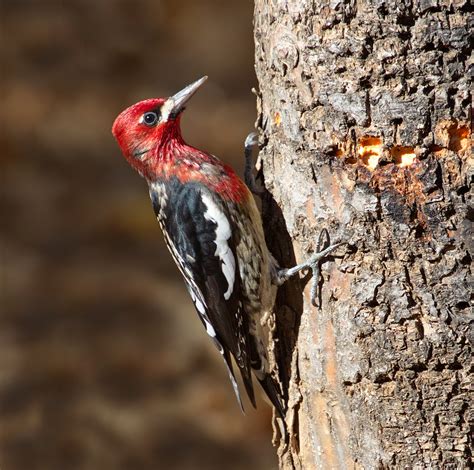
[112,76,342,426]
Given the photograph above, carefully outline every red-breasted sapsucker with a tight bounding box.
[112,77,341,424]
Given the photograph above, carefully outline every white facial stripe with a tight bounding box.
[160,98,174,122]
[201,193,236,300]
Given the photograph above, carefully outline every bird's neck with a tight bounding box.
[147,128,249,203]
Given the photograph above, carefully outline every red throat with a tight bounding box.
[150,130,249,204]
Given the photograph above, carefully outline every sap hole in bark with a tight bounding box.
[326,145,345,160]
[391,146,416,168]
[358,136,382,170]
[273,112,281,127]
[447,124,470,152]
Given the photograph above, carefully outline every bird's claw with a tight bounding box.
[244,132,264,195]
[245,131,259,150]
[276,229,345,307]
[306,239,343,307]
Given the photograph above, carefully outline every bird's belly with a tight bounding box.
[232,197,277,373]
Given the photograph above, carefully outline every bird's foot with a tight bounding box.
[244,132,264,196]
[275,229,345,307]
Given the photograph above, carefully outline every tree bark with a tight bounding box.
[253,1,472,468]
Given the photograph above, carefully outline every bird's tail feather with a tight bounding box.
[222,350,288,441]
[258,373,286,420]
[258,374,288,441]
[221,350,245,413]
[239,366,257,409]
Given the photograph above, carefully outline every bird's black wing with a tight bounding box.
[149,178,256,411]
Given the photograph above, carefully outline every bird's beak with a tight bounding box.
[165,76,208,119]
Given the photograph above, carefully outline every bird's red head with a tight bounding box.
[112,76,208,179]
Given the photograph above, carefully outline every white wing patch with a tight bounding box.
[201,193,236,300]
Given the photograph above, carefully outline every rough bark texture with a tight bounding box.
[253,1,472,468]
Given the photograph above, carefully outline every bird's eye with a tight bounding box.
[142,111,159,126]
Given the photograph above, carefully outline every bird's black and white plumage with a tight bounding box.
[114,77,344,438]
[149,177,284,416]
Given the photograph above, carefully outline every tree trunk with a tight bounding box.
[253,1,472,468]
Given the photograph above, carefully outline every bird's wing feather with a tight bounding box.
[149,179,256,410]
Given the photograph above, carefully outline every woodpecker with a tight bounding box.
[112,77,341,424]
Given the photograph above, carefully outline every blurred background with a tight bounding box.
[1,1,278,469]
